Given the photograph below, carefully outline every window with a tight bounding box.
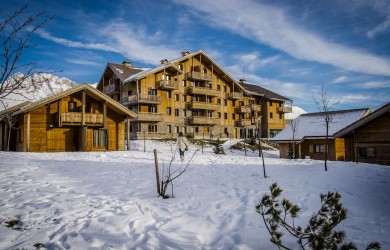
[167,107,171,115]
[166,91,171,99]
[314,144,325,153]
[182,80,186,87]
[218,112,221,118]
[232,101,235,107]
[182,95,186,102]
[223,86,227,92]
[148,124,157,133]
[93,129,107,148]
[179,64,183,70]
[217,99,221,104]
[207,97,212,103]
[68,101,77,112]
[175,94,179,101]
[175,126,179,133]
[175,109,179,117]
[358,147,376,158]
[224,113,227,119]
[167,125,172,133]
[128,90,132,96]
[224,99,227,106]
[232,114,235,119]
[217,85,221,91]
[85,103,91,113]
[279,113,283,119]
[149,105,157,113]
[182,109,186,117]
[270,101,273,106]
[207,83,212,89]
[207,111,213,117]
[149,89,157,95]
[270,112,273,119]
[203,68,207,73]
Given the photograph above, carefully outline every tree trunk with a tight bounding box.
[325,124,329,171]
[7,125,11,151]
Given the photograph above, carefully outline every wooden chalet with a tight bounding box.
[0,84,136,152]
[271,108,371,161]
[334,103,390,165]
[97,50,292,139]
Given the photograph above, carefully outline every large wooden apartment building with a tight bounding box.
[97,50,291,139]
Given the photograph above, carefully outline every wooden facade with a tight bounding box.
[0,84,136,152]
[334,103,390,166]
[97,50,291,139]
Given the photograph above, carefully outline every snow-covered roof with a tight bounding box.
[272,108,370,142]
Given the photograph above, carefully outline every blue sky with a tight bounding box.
[4,0,390,112]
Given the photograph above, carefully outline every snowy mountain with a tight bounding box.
[0,73,78,111]
[285,106,307,120]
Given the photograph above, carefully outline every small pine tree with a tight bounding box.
[256,183,381,250]
[213,139,225,155]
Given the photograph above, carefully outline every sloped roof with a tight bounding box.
[271,108,370,142]
[334,102,390,137]
[241,82,292,101]
[0,101,30,119]
[107,62,143,82]
[1,84,136,118]
[124,62,182,83]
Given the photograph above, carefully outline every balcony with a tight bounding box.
[61,112,103,125]
[121,94,162,105]
[227,92,243,100]
[158,80,178,90]
[189,116,219,125]
[189,101,220,110]
[278,106,292,113]
[131,112,163,122]
[236,119,252,127]
[185,71,212,81]
[103,84,120,95]
[187,86,219,96]
[236,105,261,113]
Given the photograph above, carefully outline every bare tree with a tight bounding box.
[290,117,300,159]
[3,112,18,150]
[0,4,53,108]
[312,84,340,171]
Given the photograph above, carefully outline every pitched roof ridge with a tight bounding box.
[302,108,369,116]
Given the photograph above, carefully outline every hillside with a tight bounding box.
[0,73,78,111]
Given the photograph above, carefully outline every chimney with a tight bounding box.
[239,79,246,83]
[122,61,132,68]
[181,51,190,57]
[160,59,168,64]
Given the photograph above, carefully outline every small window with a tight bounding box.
[358,147,375,158]
[93,129,107,148]
[218,112,221,118]
[179,64,183,70]
[68,101,77,112]
[232,113,235,119]
[224,113,227,119]
[217,85,221,91]
[148,124,157,133]
[314,144,325,153]
[182,95,186,102]
[175,126,180,133]
[279,113,282,119]
[167,125,171,133]
[128,90,132,96]
[223,86,227,92]
[149,89,157,95]
[217,99,221,104]
[175,94,179,101]
[182,109,186,117]
[149,105,157,113]
[270,101,273,106]
[224,99,227,106]
[270,112,273,119]
[175,109,179,117]
[182,80,186,87]
[167,91,171,99]
[167,107,171,115]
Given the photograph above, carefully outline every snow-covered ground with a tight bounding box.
[0,140,389,249]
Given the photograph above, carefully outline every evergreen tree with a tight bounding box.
[213,139,225,155]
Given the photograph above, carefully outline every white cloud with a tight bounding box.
[338,94,372,104]
[367,17,390,39]
[173,0,390,76]
[332,76,348,84]
[65,58,101,67]
[233,52,279,71]
[36,30,118,52]
[352,80,390,89]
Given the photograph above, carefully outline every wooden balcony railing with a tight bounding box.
[158,80,178,90]
[236,105,261,113]
[185,71,212,81]
[187,86,219,96]
[278,106,292,113]
[189,101,220,110]
[131,112,163,122]
[237,119,252,127]
[227,92,243,100]
[189,116,219,125]
[103,84,120,94]
[61,112,103,125]
[121,94,162,105]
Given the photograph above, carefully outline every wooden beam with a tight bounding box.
[127,117,131,151]
[26,112,30,152]
[103,101,107,129]
[58,99,62,127]
[81,126,87,152]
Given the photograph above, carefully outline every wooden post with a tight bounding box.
[82,90,86,126]
[103,101,107,129]
[58,99,62,127]
[26,113,30,152]
[81,126,87,151]
[154,149,161,195]
[299,143,302,159]
[126,117,130,151]
[144,131,146,152]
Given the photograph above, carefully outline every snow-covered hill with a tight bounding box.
[285,106,307,120]
[0,73,78,111]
